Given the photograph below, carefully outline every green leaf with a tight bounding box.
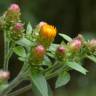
[16,38,32,48]
[48,44,58,52]
[47,52,55,58]
[59,33,72,42]
[31,71,48,96]
[66,62,88,75]
[47,44,58,58]
[47,44,58,59]
[18,57,25,62]
[86,55,96,63]
[0,84,8,92]
[43,56,52,66]
[26,22,32,35]
[55,71,70,88]
[13,46,26,57]
[47,84,52,96]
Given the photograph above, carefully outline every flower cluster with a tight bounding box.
[0,3,96,96]
[1,4,24,41]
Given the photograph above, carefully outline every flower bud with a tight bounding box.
[29,45,45,64]
[38,23,57,48]
[5,4,21,24]
[10,22,24,40]
[34,45,45,58]
[57,46,65,53]
[0,70,10,80]
[9,4,20,13]
[38,21,47,28]
[56,45,65,60]
[14,23,23,31]
[88,39,96,50]
[76,34,84,42]
[69,39,82,51]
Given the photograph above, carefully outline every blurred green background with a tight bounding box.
[0,0,96,96]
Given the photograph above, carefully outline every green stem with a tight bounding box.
[43,61,59,73]
[46,65,66,79]
[8,84,32,96]
[4,31,9,71]
[4,42,15,71]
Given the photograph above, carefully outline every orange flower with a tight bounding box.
[40,23,57,41]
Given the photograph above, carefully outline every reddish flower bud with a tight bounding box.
[38,21,47,28]
[34,45,45,58]
[88,39,96,49]
[14,23,23,31]
[10,23,24,40]
[0,70,10,80]
[69,39,82,51]
[76,34,84,42]
[57,46,65,53]
[5,4,21,24]
[29,45,45,64]
[9,4,20,13]
[56,45,65,60]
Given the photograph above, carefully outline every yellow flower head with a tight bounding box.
[40,23,57,41]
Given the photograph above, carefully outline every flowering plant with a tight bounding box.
[0,4,96,96]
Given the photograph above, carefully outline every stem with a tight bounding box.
[46,65,66,79]
[4,43,15,71]
[4,31,9,71]
[43,61,59,73]
[8,84,32,96]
